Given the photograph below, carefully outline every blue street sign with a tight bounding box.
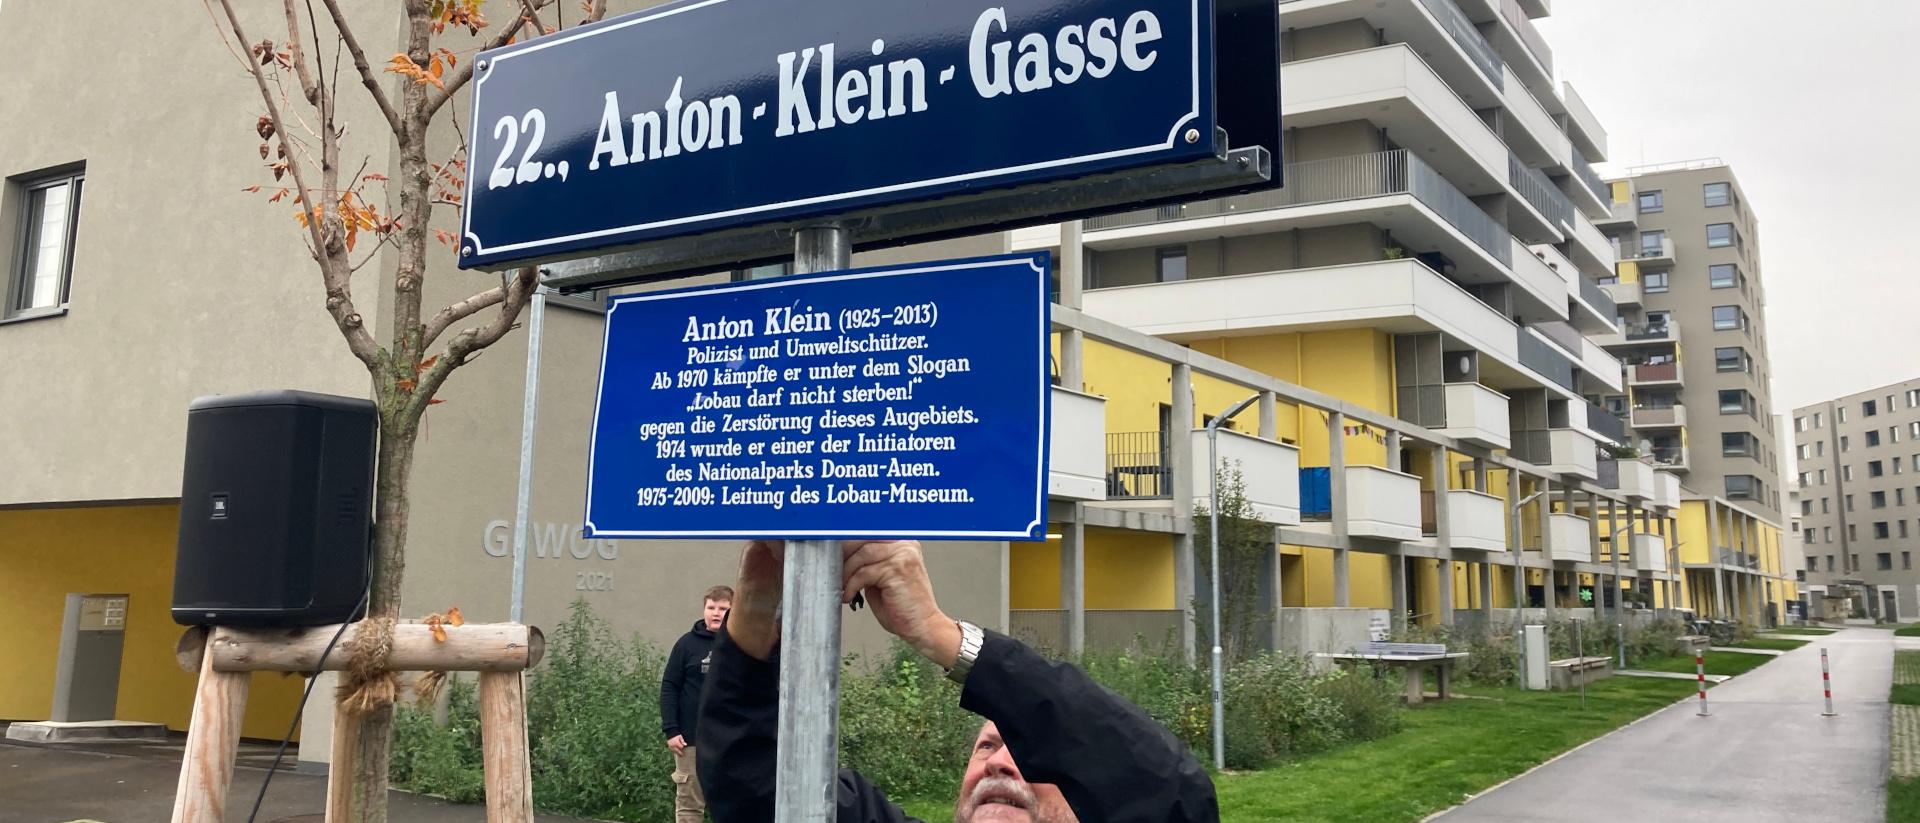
[584,253,1050,540]
[461,0,1220,269]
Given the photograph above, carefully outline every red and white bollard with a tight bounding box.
[1695,652,1710,717]
[1821,647,1837,717]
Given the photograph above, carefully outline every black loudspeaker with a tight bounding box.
[172,390,376,627]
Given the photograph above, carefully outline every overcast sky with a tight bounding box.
[1540,1,1920,414]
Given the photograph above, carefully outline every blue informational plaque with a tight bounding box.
[584,254,1051,540]
[460,0,1216,269]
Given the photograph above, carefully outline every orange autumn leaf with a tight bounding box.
[445,606,465,627]
[426,614,448,643]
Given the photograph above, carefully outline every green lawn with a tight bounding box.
[1724,638,1810,652]
[1631,651,1777,679]
[1894,651,1920,707]
[902,679,1705,823]
[1767,627,1838,636]
[1890,778,1920,823]
[1895,624,1920,637]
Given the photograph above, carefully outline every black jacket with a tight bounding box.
[696,626,1219,822]
[661,620,717,741]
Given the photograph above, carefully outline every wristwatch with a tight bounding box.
[945,620,984,685]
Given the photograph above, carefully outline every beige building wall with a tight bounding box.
[1794,378,1920,618]
[1621,165,1784,522]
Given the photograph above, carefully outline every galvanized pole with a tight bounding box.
[1206,393,1258,772]
[508,285,549,624]
[775,226,850,823]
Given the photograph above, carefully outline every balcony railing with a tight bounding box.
[1106,431,1171,499]
[1623,237,1676,264]
[1631,405,1686,429]
[1085,150,1511,266]
[1624,323,1676,342]
[1578,275,1616,320]
[1632,361,1681,384]
[1651,444,1688,469]
[1413,0,1504,90]
[1509,152,1574,230]
[1569,152,1608,203]
[1517,327,1575,391]
[1501,0,1554,74]
[1585,400,1627,443]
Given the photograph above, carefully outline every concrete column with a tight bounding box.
[1746,517,1763,626]
[1061,504,1086,656]
[1506,471,1524,622]
[1540,478,1556,621]
[1328,411,1351,608]
[1707,501,1728,621]
[1390,551,1409,632]
[1479,559,1495,619]
[1170,363,1197,660]
[1271,529,1287,652]
[1258,392,1278,439]
[1432,444,1455,627]
[1606,496,1621,625]
[1472,457,1489,493]
[1058,221,1084,392]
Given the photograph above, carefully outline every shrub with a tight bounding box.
[839,645,979,803]
[390,678,484,804]
[1074,644,1210,752]
[523,601,677,821]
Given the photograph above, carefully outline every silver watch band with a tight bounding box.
[946,621,984,685]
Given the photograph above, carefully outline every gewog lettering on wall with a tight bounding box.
[461,0,1217,269]
[482,520,620,591]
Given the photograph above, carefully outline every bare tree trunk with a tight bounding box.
[347,414,418,822]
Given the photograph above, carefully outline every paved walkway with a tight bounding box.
[0,737,596,823]
[1436,628,1892,823]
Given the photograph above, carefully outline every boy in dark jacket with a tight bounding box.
[662,585,732,823]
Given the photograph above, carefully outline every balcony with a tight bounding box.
[1083,260,1564,399]
[1547,428,1599,480]
[1517,326,1576,393]
[1605,458,1657,501]
[1547,513,1593,563]
[1509,241,1571,323]
[1049,388,1109,501]
[1448,489,1509,552]
[1653,471,1683,508]
[1564,150,1610,218]
[1566,214,1618,282]
[1652,444,1690,473]
[1500,64,1570,171]
[1633,533,1669,573]
[1105,432,1171,499]
[1076,149,1511,279]
[1581,339,1625,394]
[1600,279,1641,307]
[1508,152,1572,244]
[1595,197,1636,233]
[1280,45,1508,189]
[1438,382,1513,450]
[1190,429,1302,525]
[1561,83,1609,166]
[1630,361,1684,387]
[1631,405,1687,430]
[1573,274,1618,336]
[1279,0,1504,105]
[1584,399,1627,444]
[1595,321,1679,350]
[1488,0,1555,102]
[1622,237,1676,267]
[1347,465,1424,542]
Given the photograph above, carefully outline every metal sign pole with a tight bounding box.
[508,285,549,624]
[774,226,850,823]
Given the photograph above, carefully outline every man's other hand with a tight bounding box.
[841,540,963,670]
[666,734,688,755]
[725,540,784,661]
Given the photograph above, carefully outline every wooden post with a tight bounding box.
[326,706,362,823]
[479,672,535,823]
[170,636,251,823]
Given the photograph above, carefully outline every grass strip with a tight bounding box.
[1767,627,1838,636]
[1724,638,1810,652]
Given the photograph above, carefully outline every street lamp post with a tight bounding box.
[1511,488,1548,690]
[1206,393,1261,772]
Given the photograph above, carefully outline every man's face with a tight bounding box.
[953,722,1077,823]
[703,598,730,631]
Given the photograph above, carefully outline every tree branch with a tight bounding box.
[280,0,322,106]
[420,281,509,350]
[410,268,538,418]
[215,0,381,371]
[425,0,557,119]
[517,0,553,37]
[316,0,403,136]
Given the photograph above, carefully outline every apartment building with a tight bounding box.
[1595,161,1786,522]
[0,0,1792,763]
[1794,378,1920,621]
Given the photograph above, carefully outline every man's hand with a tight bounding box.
[725,540,784,661]
[666,734,688,755]
[841,540,963,670]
